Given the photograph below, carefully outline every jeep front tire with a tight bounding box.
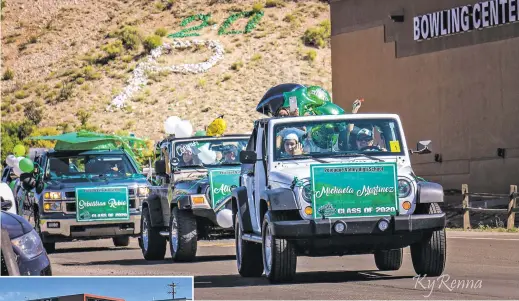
[141,206,167,260]
[410,203,446,276]
[374,249,403,271]
[169,206,197,262]
[235,216,263,277]
[262,212,296,283]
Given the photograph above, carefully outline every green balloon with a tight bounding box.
[311,124,338,149]
[314,102,345,115]
[195,130,206,136]
[282,87,322,116]
[13,144,25,157]
[19,158,34,173]
[306,86,331,105]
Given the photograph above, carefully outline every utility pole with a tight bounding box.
[167,282,177,300]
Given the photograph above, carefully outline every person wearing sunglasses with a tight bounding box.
[355,128,387,152]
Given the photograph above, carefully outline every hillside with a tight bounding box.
[1,0,332,144]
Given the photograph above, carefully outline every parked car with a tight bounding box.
[1,194,52,276]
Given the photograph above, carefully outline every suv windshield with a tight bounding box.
[45,153,138,180]
[273,118,405,161]
[173,138,248,168]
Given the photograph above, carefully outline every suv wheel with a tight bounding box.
[113,236,130,247]
[410,203,446,276]
[374,249,403,271]
[141,206,166,260]
[262,212,296,283]
[169,206,197,262]
[236,216,263,277]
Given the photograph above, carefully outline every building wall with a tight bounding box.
[330,0,519,194]
[58,295,84,301]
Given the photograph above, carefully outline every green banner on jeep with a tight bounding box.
[76,187,130,222]
[208,168,241,208]
[310,163,398,219]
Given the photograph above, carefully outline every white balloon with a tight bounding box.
[15,157,25,169]
[197,144,216,164]
[6,155,17,167]
[164,116,181,135]
[13,166,23,177]
[216,209,233,229]
[175,120,193,138]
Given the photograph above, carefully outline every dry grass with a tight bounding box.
[1,0,332,140]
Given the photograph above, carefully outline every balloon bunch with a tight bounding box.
[282,85,345,116]
[164,116,194,138]
[4,144,35,177]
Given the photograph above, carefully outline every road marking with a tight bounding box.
[449,236,519,241]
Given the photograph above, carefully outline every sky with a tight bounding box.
[0,277,193,301]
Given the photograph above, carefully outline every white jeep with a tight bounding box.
[231,113,446,283]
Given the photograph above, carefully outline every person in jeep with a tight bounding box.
[222,145,239,163]
[354,128,388,152]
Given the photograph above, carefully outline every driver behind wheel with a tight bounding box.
[356,128,387,152]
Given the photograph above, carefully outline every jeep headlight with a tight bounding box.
[11,229,45,260]
[137,186,150,197]
[301,184,312,202]
[398,179,412,198]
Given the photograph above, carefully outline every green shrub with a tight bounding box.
[251,53,262,61]
[155,28,168,37]
[304,49,317,62]
[119,26,143,50]
[230,60,243,71]
[265,0,284,7]
[143,35,162,52]
[102,40,123,58]
[14,90,29,99]
[252,2,264,12]
[2,68,14,80]
[82,65,101,80]
[24,102,43,125]
[302,20,331,48]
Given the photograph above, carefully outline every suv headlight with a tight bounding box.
[43,191,61,200]
[43,201,62,212]
[398,178,412,198]
[11,229,45,260]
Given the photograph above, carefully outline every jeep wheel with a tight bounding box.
[410,203,446,276]
[236,216,263,277]
[141,206,166,260]
[169,206,197,262]
[113,236,130,247]
[262,212,296,283]
[374,249,403,271]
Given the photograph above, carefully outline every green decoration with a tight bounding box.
[208,168,241,208]
[13,144,25,156]
[28,131,148,170]
[313,102,345,115]
[19,158,34,173]
[306,85,331,105]
[76,187,129,222]
[218,10,264,35]
[310,124,338,149]
[168,13,212,38]
[195,130,206,136]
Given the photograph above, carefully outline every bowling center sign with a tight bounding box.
[414,0,519,41]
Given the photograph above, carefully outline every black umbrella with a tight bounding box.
[256,83,306,116]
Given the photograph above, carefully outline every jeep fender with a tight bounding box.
[416,182,444,204]
[142,194,167,227]
[232,186,253,233]
[261,188,300,211]
[174,195,192,210]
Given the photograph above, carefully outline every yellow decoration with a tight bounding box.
[390,141,401,153]
[206,115,226,136]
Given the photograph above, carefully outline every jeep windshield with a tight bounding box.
[173,138,248,168]
[273,118,405,161]
[45,153,139,180]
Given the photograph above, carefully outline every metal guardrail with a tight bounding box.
[460,184,518,230]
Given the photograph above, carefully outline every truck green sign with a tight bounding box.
[76,187,130,222]
[208,168,241,208]
[310,162,398,219]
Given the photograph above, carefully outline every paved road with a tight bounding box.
[49,231,519,300]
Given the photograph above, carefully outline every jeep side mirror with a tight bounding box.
[1,197,12,211]
[240,151,257,164]
[411,140,432,155]
[155,159,167,176]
